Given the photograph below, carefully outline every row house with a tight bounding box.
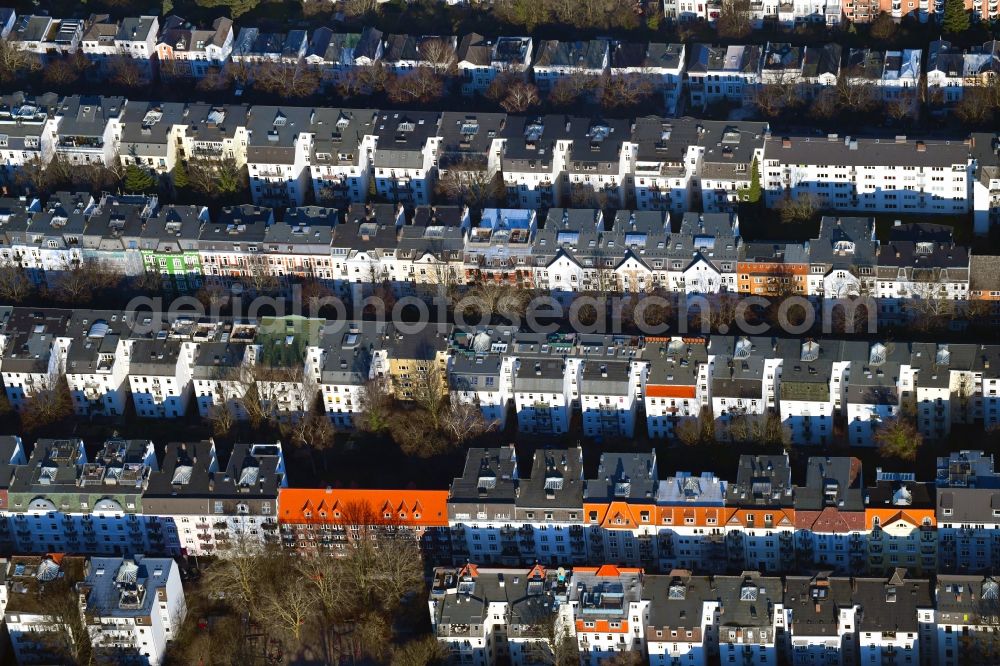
[138,204,209,290]
[763,134,971,216]
[499,115,571,209]
[843,48,922,105]
[655,472,728,573]
[313,320,385,428]
[0,308,73,409]
[775,338,848,446]
[463,208,537,285]
[583,452,659,568]
[724,454,797,573]
[927,40,1000,105]
[531,39,609,93]
[866,470,937,577]
[514,448,588,567]
[447,445,519,566]
[876,222,970,313]
[429,563,571,666]
[644,338,710,440]
[230,27,307,66]
[78,555,184,666]
[0,92,59,177]
[793,456,867,575]
[10,15,83,60]
[737,242,809,296]
[119,101,186,174]
[686,44,762,110]
[436,111,506,195]
[176,102,250,166]
[448,327,516,430]
[456,34,533,96]
[155,16,234,79]
[53,95,125,166]
[304,26,384,87]
[64,310,134,417]
[382,33,457,75]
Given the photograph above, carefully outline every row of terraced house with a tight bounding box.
[0,305,999,441]
[2,93,1000,232]
[1,192,999,313]
[3,437,1000,576]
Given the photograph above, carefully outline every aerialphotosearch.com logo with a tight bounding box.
[123,286,878,343]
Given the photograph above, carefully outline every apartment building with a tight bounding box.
[79,555,185,666]
[278,487,450,560]
[245,106,313,207]
[371,111,441,205]
[644,338,709,440]
[513,447,587,566]
[3,555,86,665]
[5,438,157,556]
[655,472,727,572]
[583,452,658,567]
[499,115,572,208]
[610,42,686,115]
[936,450,1000,574]
[304,27,384,87]
[309,107,377,206]
[141,440,286,556]
[447,446,520,566]
[865,470,937,576]
[724,454,796,573]
[456,34,532,95]
[569,565,647,665]
[763,134,971,216]
[793,456,866,574]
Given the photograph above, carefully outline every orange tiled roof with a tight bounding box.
[656,506,732,527]
[278,488,449,527]
[645,385,697,398]
[725,509,795,528]
[865,507,935,530]
[584,501,657,529]
[574,564,644,577]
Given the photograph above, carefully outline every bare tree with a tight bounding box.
[419,38,458,74]
[253,61,322,98]
[0,265,34,302]
[435,159,504,207]
[21,372,73,434]
[337,62,390,98]
[387,68,445,104]
[391,637,448,666]
[109,56,148,88]
[717,0,752,38]
[776,193,821,224]
[501,80,542,112]
[440,400,497,443]
[836,74,880,113]
[600,73,656,110]
[357,377,394,433]
[549,74,594,108]
[0,38,41,83]
[46,257,123,304]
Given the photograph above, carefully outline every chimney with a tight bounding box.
[916,141,926,152]
[781,137,791,149]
